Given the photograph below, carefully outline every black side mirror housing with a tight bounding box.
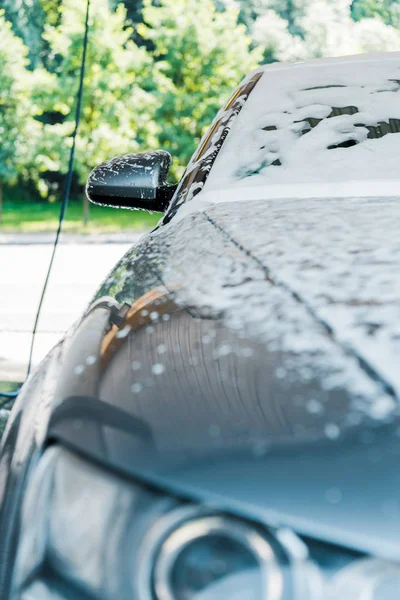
[86,150,177,213]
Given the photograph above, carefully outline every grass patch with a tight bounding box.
[1,200,160,234]
[0,381,20,395]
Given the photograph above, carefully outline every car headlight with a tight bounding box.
[13,447,400,599]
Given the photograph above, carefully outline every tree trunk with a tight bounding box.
[0,182,3,225]
[83,191,89,226]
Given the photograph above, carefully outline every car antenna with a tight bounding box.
[0,0,91,405]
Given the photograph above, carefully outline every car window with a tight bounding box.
[164,72,263,222]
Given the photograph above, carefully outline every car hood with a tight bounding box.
[49,196,400,559]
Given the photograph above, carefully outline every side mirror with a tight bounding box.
[86,150,177,213]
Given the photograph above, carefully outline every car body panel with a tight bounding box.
[44,198,400,560]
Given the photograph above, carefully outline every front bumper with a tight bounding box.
[12,445,400,600]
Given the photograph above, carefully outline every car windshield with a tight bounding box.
[203,54,400,201]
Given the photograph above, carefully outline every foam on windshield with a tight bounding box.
[204,53,400,199]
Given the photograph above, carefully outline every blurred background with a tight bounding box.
[1,0,400,382]
[2,0,400,234]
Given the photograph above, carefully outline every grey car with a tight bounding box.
[1,52,400,600]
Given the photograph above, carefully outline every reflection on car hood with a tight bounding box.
[49,197,400,559]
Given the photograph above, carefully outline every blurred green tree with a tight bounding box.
[252,0,400,62]
[37,0,161,224]
[214,0,308,36]
[351,0,400,26]
[244,0,308,34]
[1,0,45,66]
[4,0,400,226]
[229,0,274,29]
[1,0,62,67]
[0,10,42,222]
[111,0,145,27]
[138,0,262,178]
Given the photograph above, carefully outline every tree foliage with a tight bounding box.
[351,0,400,27]
[0,0,62,67]
[252,0,400,62]
[138,0,262,176]
[36,0,161,196]
[2,0,400,216]
[0,10,39,187]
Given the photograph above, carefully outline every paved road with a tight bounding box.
[0,240,137,381]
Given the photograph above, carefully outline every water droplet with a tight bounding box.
[74,365,84,376]
[275,367,286,379]
[131,383,143,394]
[152,363,165,375]
[86,355,96,366]
[150,311,159,321]
[116,324,132,339]
[325,487,342,504]
[306,399,323,415]
[218,344,232,357]
[213,345,232,359]
[369,396,395,420]
[157,344,167,354]
[252,439,270,457]
[325,423,340,440]
[131,361,141,371]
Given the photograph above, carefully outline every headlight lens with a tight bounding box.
[13,446,176,600]
[328,558,400,599]
[149,511,284,600]
[12,447,400,600]
[164,530,263,600]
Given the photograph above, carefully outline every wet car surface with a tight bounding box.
[47,198,400,556]
[2,52,400,599]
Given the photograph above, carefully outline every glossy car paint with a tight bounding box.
[46,199,400,560]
